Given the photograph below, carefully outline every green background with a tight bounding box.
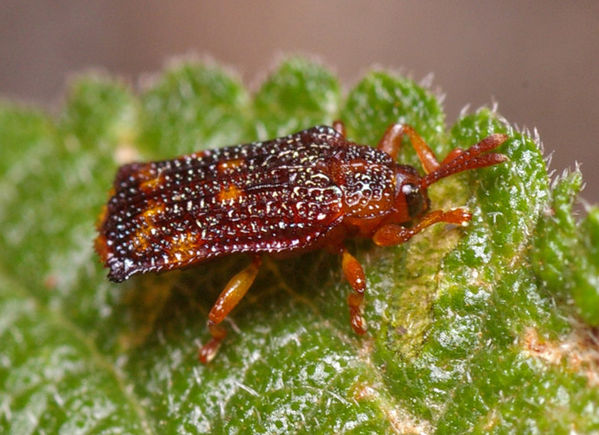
[1,58,598,433]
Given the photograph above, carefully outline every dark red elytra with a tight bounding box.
[95,121,508,363]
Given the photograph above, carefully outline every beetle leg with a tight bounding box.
[198,256,261,364]
[340,247,368,335]
[332,120,346,138]
[372,209,472,246]
[377,123,440,174]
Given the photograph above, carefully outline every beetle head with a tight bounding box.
[393,132,509,221]
[394,165,430,220]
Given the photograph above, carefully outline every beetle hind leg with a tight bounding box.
[198,256,261,364]
[341,247,368,335]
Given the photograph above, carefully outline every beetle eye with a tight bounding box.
[402,183,427,218]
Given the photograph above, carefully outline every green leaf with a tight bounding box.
[252,58,341,139]
[140,61,251,157]
[1,58,598,433]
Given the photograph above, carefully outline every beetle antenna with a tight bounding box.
[421,134,509,188]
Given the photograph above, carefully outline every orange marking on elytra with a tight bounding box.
[127,203,167,252]
[125,202,167,251]
[165,232,205,264]
[94,234,110,262]
[140,174,164,192]
[142,202,166,220]
[217,184,244,202]
[96,204,109,229]
[132,231,151,250]
[96,187,116,229]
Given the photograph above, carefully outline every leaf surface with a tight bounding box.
[1,58,598,433]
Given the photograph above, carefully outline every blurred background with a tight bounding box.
[1,1,597,200]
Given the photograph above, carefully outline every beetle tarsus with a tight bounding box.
[348,292,367,335]
[341,248,368,335]
[199,322,227,364]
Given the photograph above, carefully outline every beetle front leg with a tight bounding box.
[372,209,472,246]
[199,256,261,364]
[377,123,441,173]
[340,247,367,335]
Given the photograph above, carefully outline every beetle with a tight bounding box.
[95,120,507,363]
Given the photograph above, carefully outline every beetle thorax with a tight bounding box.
[339,163,396,220]
[338,162,431,236]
